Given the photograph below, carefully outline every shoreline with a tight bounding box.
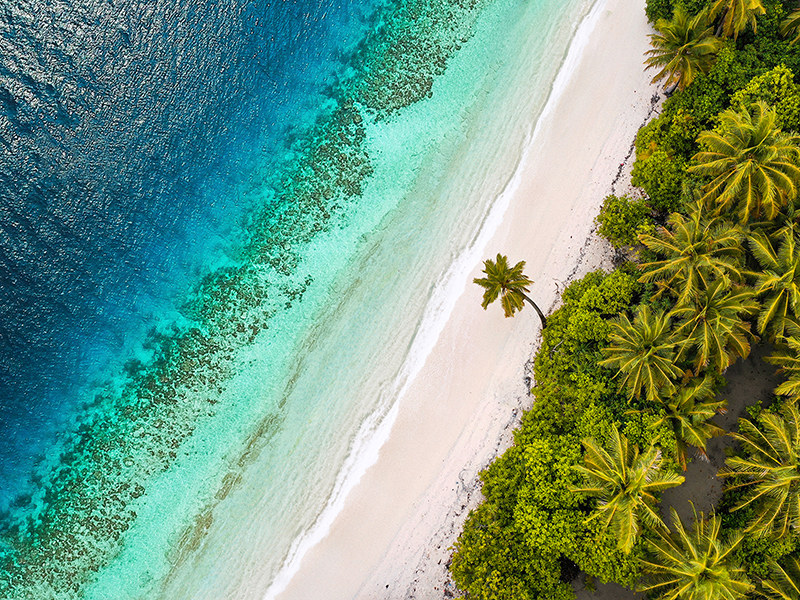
[277,0,660,597]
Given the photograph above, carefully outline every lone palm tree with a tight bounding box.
[474,254,547,328]
[708,0,766,39]
[751,228,800,340]
[645,7,724,92]
[638,202,745,305]
[640,506,752,600]
[600,305,683,402]
[670,277,759,373]
[690,101,800,223]
[651,375,727,470]
[573,425,684,553]
[720,403,800,538]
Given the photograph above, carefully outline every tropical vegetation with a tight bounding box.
[599,304,683,401]
[645,7,724,91]
[640,507,752,600]
[454,0,800,598]
[573,426,684,553]
[720,404,800,538]
[649,374,727,470]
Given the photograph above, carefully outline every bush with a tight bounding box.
[595,194,654,248]
[645,0,674,22]
[631,150,687,213]
[731,64,800,130]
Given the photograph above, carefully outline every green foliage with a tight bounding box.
[574,426,684,553]
[638,201,746,305]
[645,0,713,24]
[600,305,684,402]
[570,519,644,587]
[708,0,766,40]
[452,4,800,596]
[631,40,789,213]
[690,100,800,223]
[731,64,800,130]
[451,271,664,598]
[646,0,677,23]
[450,501,571,600]
[641,507,753,600]
[595,195,654,248]
[474,254,534,318]
[720,403,800,538]
[631,140,689,214]
[537,270,639,410]
[733,531,800,580]
[646,7,726,92]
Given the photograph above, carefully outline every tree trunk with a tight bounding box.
[522,293,547,329]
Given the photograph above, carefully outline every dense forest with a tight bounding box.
[449,1,800,598]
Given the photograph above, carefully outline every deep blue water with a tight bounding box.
[0,0,506,594]
[0,0,376,514]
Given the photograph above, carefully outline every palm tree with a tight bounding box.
[573,425,684,553]
[473,254,547,328]
[670,277,759,373]
[719,403,800,538]
[600,305,684,402]
[689,101,800,223]
[651,375,727,470]
[763,556,800,600]
[645,7,725,92]
[781,9,800,45]
[708,0,766,39]
[639,506,752,600]
[764,335,800,399]
[638,202,745,305]
[751,228,800,340]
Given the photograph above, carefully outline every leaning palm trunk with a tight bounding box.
[521,292,547,329]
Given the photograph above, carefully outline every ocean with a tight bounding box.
[0,0,597,597]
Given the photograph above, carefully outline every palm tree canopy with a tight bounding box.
[781,9,800,45]
[645,7,725,91]
[638,202,745,305]
[652,375,727,470]
[751,228,800,339]
[708,0,766,39]
[600,305,684,402]
[720,403,800,538]
[473,253,547,328]
[640,506,752,600]
[670,276,759,373]
[689,101,800,223]
[765,334,800,398]
[573,425,684,553]
[763,556,800,600]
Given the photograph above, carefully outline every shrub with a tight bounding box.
[731,64,800,130]
[595,194,654,248]
[631,143,687,214]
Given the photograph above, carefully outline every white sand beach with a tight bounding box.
[277,0,660,597]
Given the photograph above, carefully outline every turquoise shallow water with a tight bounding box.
[0,0,596,597]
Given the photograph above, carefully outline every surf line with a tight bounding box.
[262,0,607,596]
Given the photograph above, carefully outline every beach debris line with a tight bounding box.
[473,253,547,329]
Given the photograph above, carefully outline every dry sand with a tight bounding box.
[277,0,661,597]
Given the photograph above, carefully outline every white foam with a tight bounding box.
[263,1,609,597]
